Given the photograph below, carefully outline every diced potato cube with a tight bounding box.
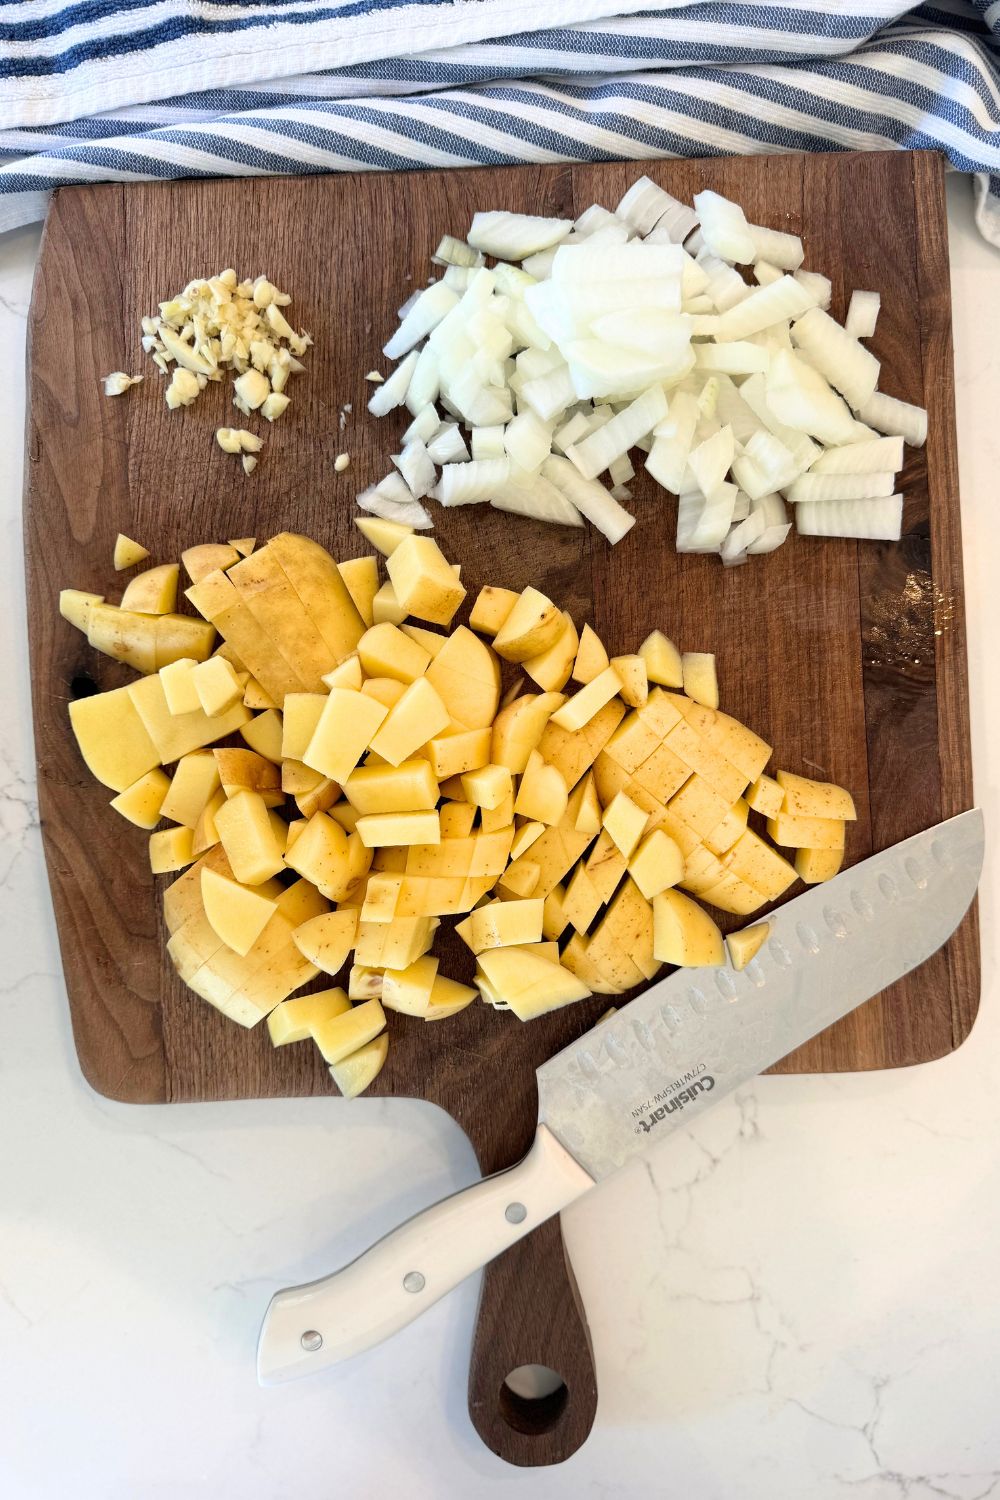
[681,652,719,709]
[268,987,351,1046]
[523,614,578,694]
[400,624,447,658]
[604,711,661,774]
[214,748,282,803]
[355,515,413,556]
[440,801,477,838]
[348,965,384,1000]
[574,772,602,835]
[493,588,564,662]
[767,813,846,851]
[150,825,195,874]
[427,727,492,779]
[746,773,783,818]
[491,692,566,774]
[160,657,201,715]
[240,709,283,763]
[356,811,441,848]
[110,768,171,829]
[354,917,435,969]
[562,862,603,935]
[60,588,104,634]
[361,677,406,710]
[639,630,683,688]
[572,623,610,685]
[668,774,731,840]
[723,829,797,901]
[160,751,221,828]
[776,770,857,821]
[795,846,844,884]
[653,889,724,967]
[189,654,243,717]
[322,655,364,691]
[475,946,590,1020]
[727,922,771,971]
[386,536,466,626]
[425,974,477,1021]
[281,693,327,760]
[181,543,239,583]
[603,791,649,859]
[495,861,540,899]
[629,742,690,804]
[214,790,286,885]
[469,586,519,637]
[343,760,439,815]
[337,556,379,629]
[372,580,406,624]
[120,563,179,616]
[585,830,627,904]
[610,655,647,709]
[705,797,750,856]
[480,790,515,833]
[514,751,568,826]
[510,820,545,860]
[311,998,387,1065]
[550,666,622,732]
[542,884,570,941]
[329,1034,389,1097]
[629,829,684,900]
[304,688,388,785]
[285,813,369,903]
[461,763,513,811]
[291,909,360,975]
[358,622,429,683]
[201,867,278,955]
[461,898,545,953]
[381,955,439,1016]
[369,678,450,766]
[114,533,149,570]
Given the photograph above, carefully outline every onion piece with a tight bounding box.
[471,425,506,460]
[405,343,440,415]
[426,422,470,465]
[618,176,691,238]
[504,409,553,472]
[402,405,440,446]
[786,471,896,503]
[747,223,804,271]
[748,521,792,554]
[565,340,693,400]
[436,458,509,507]
[467,211,572,260]
[739,373,821,471]
[714,275,813,342]
[712,374,760,445]
[520,365,576,421]
[432,236,483,268]
[795,495,903,540]
[696,251,752,311]
[765,350,860,446]
[793,268,832,310]
[552,241,685,285]
[845,290,881,339]
[791,306,880,410]
[384,281,459,360]
[810,434,904,474]
[721,507,767,563]
[521,248,558,280]
[694,190,756,265]
[645,391,700,493]
[566,385,667,480]
[443,266,474,291]
[367,349,418,417]
[731,490,751,522]
[358,476,433,529]
[588,309,691,359]
[552,410,591,453]
[855,390,928,447]
[754,260,783,287]
[543,455,635,543]
[681,482,738,551]
[688,424,735,495]
[491,467,584,527]
[695,343,769,375]
[392,439,437,499]
[574,204,626,237]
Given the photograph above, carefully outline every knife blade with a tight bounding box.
[257,808,983,1385]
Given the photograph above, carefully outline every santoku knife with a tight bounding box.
[257,808,983,1384]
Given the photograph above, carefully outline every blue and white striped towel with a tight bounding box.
[1,0,999,243]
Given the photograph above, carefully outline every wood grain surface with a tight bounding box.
[24,151,977,1467]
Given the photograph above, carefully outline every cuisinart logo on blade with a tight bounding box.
[633,1073,716,1134]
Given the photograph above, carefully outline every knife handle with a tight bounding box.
[256,1125,594,1384]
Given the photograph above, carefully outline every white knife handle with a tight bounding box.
[257,1125,594,1384]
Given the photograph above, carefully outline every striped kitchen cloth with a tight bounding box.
[1,0,999,243]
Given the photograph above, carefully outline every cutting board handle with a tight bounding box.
[467,1212,598,1466]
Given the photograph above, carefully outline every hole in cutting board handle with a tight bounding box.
[499,1365,569,1436]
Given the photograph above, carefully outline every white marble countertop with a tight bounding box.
[1,175,998,1500]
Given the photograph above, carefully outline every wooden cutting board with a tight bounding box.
[24,150,977,1467]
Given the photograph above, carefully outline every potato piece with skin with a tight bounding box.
[574,772,602,836]
[560,933,623,996]
[296,776,340,819]
[491,692,566,775]
[354,917,436,969]
[304,689,388,785]
[120,563,179,616]
[510,821,545,860]
[60,588,103,633]
[240,709,283,764]
[311,998,387,1066]
[795,846,844,884]
[476,946,590,1020]
[337,556,379,629]
[470,586,519,637]
[281,694,326,760]
[523,613,578,693]
[776,770,857,820]
[681,653,719,710]
[358,622,430,684]
[629,742,691,804]
[746,773,783,818]
[110,768,171,829]
[201,867,278,956]
[461,763,512,811]
[590,878,659,983]
[699,871,768,917]
[192,788,227,854]
[329,1033,389,1096]
[215,748,281,802]
[440,801,477,838]
[87,603,158,673]
[542,883,570,941]
[629,828,684,900]
[268,987,351,1046]
[369,677,450,766]
[515,751,568,826]
[705,797,750,856]
[493,588,564,663]
[344,760,439,815]
[603,791,649,859]
[182,543,239,583]
[425,974,477,1021]
[285,812,366,903]
[362,874,403,923]
[356,811,441,848]
[186,568,307,706]
[386,535,466,626]
[229,538,255,557]
[653,888,725,967]
[381,955,440,1016]
[723,829,797,901]
[480,790,515,834]
[573,623,610,686]
[550,666,622,732]
[265,532,367,670]
[191,655,242,716]
[461,899,545,953]
[562,862,604,935]
[426,627,501,732]
[611,655,648,709]
[494,861,541,899]
[226,542,343,692]
[349,965,383,1001]
[664,721,746,805]
[291,909,359,975]
[127,672,250,763]
[114,534,149,570]
[668,773,731,840]
[426,728,492,779]
[160,751,221,828]
[767,812,846,851]
[244,678,276,711]
[639,630,683,688]
[150,825,195,874]
[727,921,771,971]
[214,790,286,885]
[539,699,627,792]
[355,515,413,556]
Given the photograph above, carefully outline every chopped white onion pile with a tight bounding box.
[363,179,928,556]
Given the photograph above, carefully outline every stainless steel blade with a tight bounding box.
[537,809,983,1180]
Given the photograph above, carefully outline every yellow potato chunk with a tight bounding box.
[355,515,413,556]
[127,672,250,763]
[542,884,570,941]
[440,801,477,838]
[281,694,326,760]
[291,909,360,975]
[114,533,149,570]
[214,790,286,885]
[475,946,590,1020]
[491,692,566,774]
[182,543,239,583]
[523,614,578,693]
[322,655,364,691]
[311,998,387,1065]
[337,556,379,628]
[639,630,683,688]
[361,873,403,923]
[603,791,649,859]
[562,862,603,935]
[727,921,771,971]
[191,655,242,717]
[653,889,724,967]
[193,788,227,854]
[668,773,731,840]
[240,709,283,764]
[746,773,783,818]
[369,677,450,766]
[381,954,440,1016]
[356,810,441,848]
[767,812,847,851]
[461,898,545,953]
[493,587,564,662]
[60,588,104,633]
[514,750,568,826]
[214,748,281,804]
[354,917,435,969]
[723,829,797,901]
[358,622,430,683]
[344,760,439,815]
[372,580,406,624]
[400,623,447,658]
[328,1033,389,1096]
[461,763,513,811]
[795,846,845,884]
[284,812,364,903]
[268,987,351,1046]
[610,654,648,709]
[159,750,221,828]
[425,627,501,732]
[426,727,492,779]
[550,666,622,732]
[425,974,477,1021]
[574,772,602,836]
[469,585,519,637]
[201,867,278,956]
[681,652,719,709]
[361,677,406,710]
[304,688,388,785]
[386,535,466,626]
[120,563,180,616]
[348,965,383,1000]
[110,768,171,829]
[572,623,610,685]
[603,710,660,774]
[776,770,857,821]
[150,825,195,875]
[160,657,201,715]
[510,821,545,860]
[629,828,684,900]
[705,797,750,856]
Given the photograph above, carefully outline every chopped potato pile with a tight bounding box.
[62,525,855,1097]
